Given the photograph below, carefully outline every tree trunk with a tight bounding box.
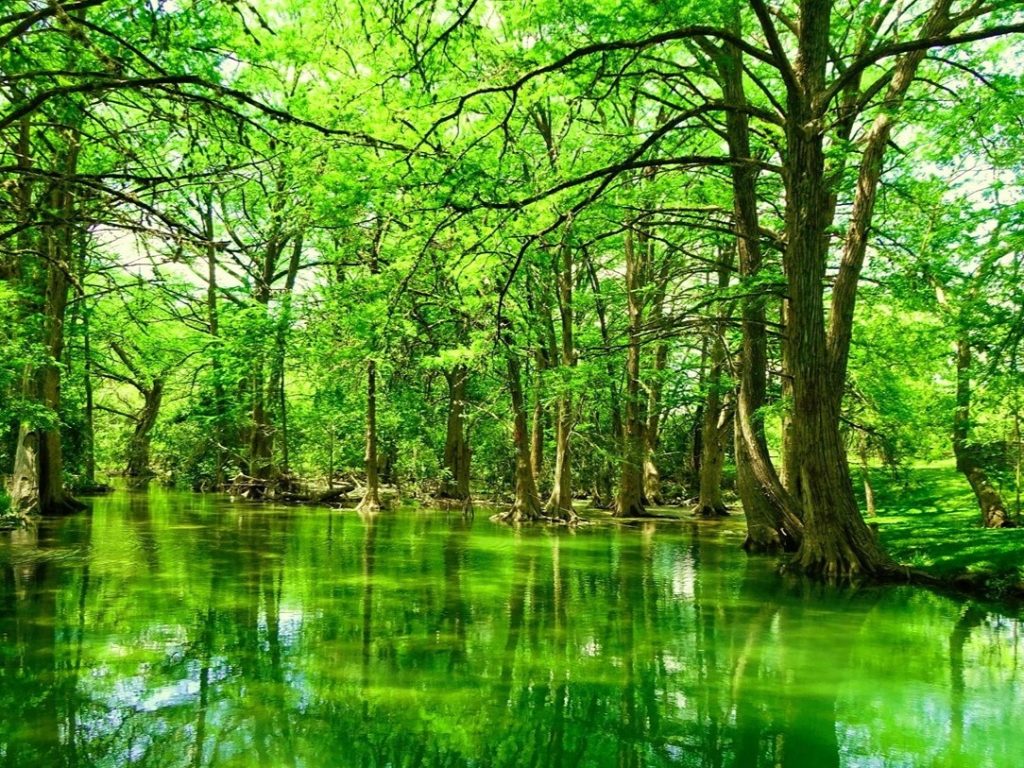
[615,228,647,518]
[439,365,472,503]
[643,341,667,505]
[356,360,382,513]
[694,254,731,518]
[774,2,889,579]
[10,133,83,516]
[249,366,273,481]
[268,235,303,476]
[530,390,545,485]
[953,338,1011,528]
[859,438,877,518]
[495,348,543,523]
[779,299,801,500]
[585,256,622,510]
[82,304,96,487]
[641,247,671,506]
[202,195,227,488]
[713,28,798,550]
[126,380,164,485]
[545,242,578,523]
[248,274,276,483]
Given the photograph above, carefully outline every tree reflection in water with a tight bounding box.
[0,490,1020,767]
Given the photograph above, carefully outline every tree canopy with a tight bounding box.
[2,0,1023,582]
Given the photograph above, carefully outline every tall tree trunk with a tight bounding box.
[81,303,96,487]
[356,360,382,513]
[248,269,276,483]
[10,130,83,516]
[641,256,671,505]
[495,347,543,523]
[643,342,667,504]
[126,380,164,485]
[779,299,800,498]
[2,118,32,479]
[202,195,227,488]
[439,365,472,503]
[858,437,877,518]
[712,28,798,549]
[545,242,578,523]
[357,221,386,513]
[249,363,273,481]
[615,228,647,518]
[780,1,888,579]
[694,254,731,517]
[585,256,622,510]
[953,338,1011,528]
[268,235,303,476]
[783,0,957,576]
[530,362,545,485]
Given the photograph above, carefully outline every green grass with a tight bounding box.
[868,460,1023,586]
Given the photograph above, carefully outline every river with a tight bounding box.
[0,488,1020,766]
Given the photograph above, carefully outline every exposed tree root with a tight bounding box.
[491,495,543,524]
[692,502,729,518]
[741,527,796,554]
[355,493,381,514]
[544,498,580,525]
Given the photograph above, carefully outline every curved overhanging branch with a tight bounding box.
[0,75,412,152]
[421,25,779,145]
[823,20,1024,108]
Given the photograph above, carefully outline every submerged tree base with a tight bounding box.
[742,528,796,554]
[784,532,892,584]
[356,493,382,514]
[692,502,729,518]
[492,498,583,526]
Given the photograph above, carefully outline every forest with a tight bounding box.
[4,0,1023,578]
[3,1,1024,765]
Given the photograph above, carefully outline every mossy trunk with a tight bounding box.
[780,4,889,579]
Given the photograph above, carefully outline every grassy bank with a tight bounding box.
[868,461,1023,597]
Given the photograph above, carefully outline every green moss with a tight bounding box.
[867,461,1023,585]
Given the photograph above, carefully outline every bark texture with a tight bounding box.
[495,348,543,523]
[10,127,83,516]
[439,365,472,504]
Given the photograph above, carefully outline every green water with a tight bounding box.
[0,490,1020,767]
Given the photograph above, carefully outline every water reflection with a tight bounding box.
[0,489,1020,767]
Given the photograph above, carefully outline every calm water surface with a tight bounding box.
[0,489,1020,767]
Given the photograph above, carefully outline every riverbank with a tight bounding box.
[869,462,1024,600]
